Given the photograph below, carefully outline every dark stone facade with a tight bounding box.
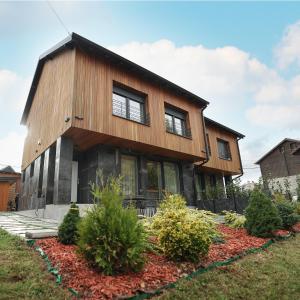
[21,139,230,211]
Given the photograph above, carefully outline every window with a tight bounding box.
[146,161,162,192]
[112,85,146,124]
[206,133,211,156]
[290,142,297,151]
[195,173,205,200]
[165,106,190,137]
[209,174,217,187]
[163,162,180,194]
[121,155,137,197]
[217,139,231,160]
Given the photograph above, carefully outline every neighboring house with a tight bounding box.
[255,138,300,199]
[0,166,21,211]
[19,33,244,220]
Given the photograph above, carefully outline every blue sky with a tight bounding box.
[0,1,300,182]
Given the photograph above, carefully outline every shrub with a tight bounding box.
[294,202,300,215]
[276,201,299,229]
[152,194,213,262]
[58,203,80,245]
[77,174,147,275]
[245,189,282,237]
[223,211,246,228]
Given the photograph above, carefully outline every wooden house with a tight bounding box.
[19,33,244,218]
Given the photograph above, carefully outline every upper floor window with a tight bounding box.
[164,106,191,138]
[112,85,147,124]
[217,139,231,160]
[290,142,297,151]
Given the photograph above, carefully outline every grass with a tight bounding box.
[158,235,300,300]
[0,229,70,300]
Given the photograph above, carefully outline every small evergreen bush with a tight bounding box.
[223,211,246,228]
[276,201,299,229]
[152,194,213,262]
[77,174,147,275]
[245,189,282,237]
[58,203,80,245]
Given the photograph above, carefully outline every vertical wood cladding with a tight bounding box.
[72,49,207,161]
[200,123,242,175]
[22,50,76,169]
[259,140,300,179]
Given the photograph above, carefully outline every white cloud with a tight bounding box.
[109,38,300,130]
[275,20,300,69]
[0,131,26,172]
[0,69,31,112]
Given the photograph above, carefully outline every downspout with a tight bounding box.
[233,136,244,181]
[199,106,209,166]
[193,106,209,207]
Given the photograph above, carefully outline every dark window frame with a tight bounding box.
[217,138,232,160]
[164,106,191,138]
[112,84,149,125]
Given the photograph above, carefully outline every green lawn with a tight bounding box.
[158,235,300,300]
[0,229,70,300]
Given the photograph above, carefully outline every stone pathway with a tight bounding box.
[0,212,58,239]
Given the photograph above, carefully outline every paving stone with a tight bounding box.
[0,212,58,239]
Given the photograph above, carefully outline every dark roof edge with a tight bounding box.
[204,117,245,139]
[21,32,209,124]
[255,138,300,164]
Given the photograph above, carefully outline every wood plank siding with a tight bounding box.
[0,182,10,211]
[22,50,76,169]
[71,49,207,162]
[200,123,242,175]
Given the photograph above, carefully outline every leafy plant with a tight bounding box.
[276,201,299,229]
[58,203,81,245]
[245,189,282,237]
[223,211,246,228]
[294,202,300,215]
[77,172,147,275]
[152,194,213,262]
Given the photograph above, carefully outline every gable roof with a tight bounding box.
[255,138,300,164]
[21,33,209,124]
[0,166,16,174]
[204,117,245,139]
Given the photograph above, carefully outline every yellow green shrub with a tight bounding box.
[223,211,246,229]
[152,194,213,262]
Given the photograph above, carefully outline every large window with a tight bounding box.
[121,155,137,197]
[165,106,190,137]
[112,85,146,124]
[217,139,231,160]
[146,161,162,192]
[195,173,206,200]
[163,162,180,194]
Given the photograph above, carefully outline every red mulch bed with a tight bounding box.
[291,222,300,233]
[35,225,269,299]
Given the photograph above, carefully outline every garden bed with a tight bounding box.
[34,224,270,300]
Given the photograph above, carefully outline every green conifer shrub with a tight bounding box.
[58,203,80,245]
[77,174,147,275]
[245,189,282,237]
[276,201,299,229]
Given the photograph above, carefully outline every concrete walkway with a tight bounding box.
[0,212,58,239]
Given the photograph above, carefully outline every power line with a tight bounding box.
[46,1,70,36]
